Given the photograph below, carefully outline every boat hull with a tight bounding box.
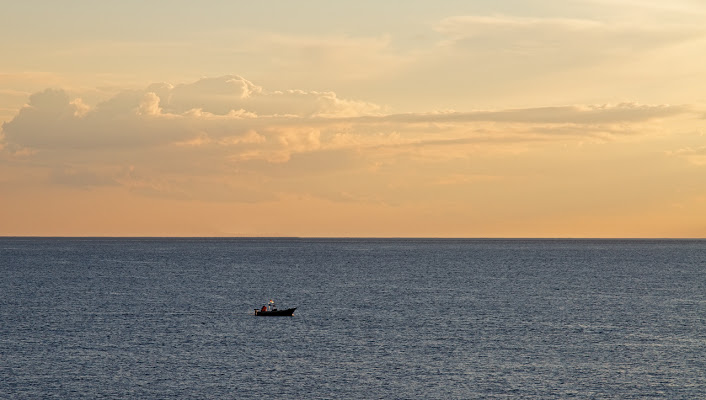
[254,307,296,316]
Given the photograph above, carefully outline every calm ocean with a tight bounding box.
[1,238,704,399]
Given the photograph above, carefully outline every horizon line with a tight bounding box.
[1,236,704,240]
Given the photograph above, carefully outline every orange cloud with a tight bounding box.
[0,76,701,212]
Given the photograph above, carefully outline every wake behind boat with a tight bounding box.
[254,300,296,316]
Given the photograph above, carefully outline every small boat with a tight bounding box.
[254,300,296,316]
[255,307,297,316]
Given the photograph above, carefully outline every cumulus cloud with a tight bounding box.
[3,88,189,149]
[144,75,382,117]
[1,76,692,158]
[0,75,698,201]
[1,75,381,151]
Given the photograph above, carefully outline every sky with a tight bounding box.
[1,0,706,237]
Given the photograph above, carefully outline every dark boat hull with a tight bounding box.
[254,307,296,316]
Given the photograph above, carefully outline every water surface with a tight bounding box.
[1,238,704,398]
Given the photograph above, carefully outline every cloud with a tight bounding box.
[1,76,381,151]
[579,0,706,15]
[2,77,690,154]
[163,75,383,118]
[668,146,706,165]
[436,14,703,52]
[251,32,408,81]
[3,88,189,149]
[1,77,691,159]
[367,103,690,125]
[0,75,698,203]
[432,13,706,82]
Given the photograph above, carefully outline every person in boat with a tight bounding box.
[260,305,267,313]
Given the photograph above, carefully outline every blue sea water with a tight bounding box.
[1,238,704,399]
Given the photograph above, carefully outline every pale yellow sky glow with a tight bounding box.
[1,1,705,237]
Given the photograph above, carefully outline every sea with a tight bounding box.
[1,238,704,399]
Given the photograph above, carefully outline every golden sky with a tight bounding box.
[2,0,705,237]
